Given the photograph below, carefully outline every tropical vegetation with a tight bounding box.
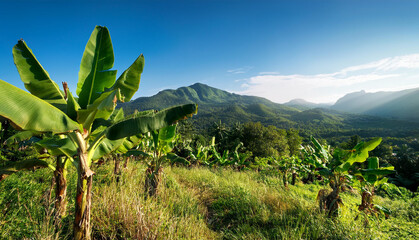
[0,26,418,239]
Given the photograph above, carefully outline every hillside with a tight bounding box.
[284,99,332,110]
[122,83,297,113]
[331,88,419,121]
[120,83,419,139]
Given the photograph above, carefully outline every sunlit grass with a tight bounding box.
[0,162,418,239]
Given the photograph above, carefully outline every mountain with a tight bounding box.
[284,99,332,110]
[331,88,419,121]
[123,83,296,112]
[120,83,419,139]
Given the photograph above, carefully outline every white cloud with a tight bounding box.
[339,54,419,74]
[238,53,419,103]
[259,71,280,75]
[227,66,253,74]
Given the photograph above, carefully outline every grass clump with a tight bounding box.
[91,162,217,240]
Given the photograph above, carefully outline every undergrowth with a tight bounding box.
[0,162,418,239]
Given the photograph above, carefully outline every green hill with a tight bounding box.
[120,83,419,139]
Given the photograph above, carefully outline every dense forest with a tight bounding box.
[1,26,418,239]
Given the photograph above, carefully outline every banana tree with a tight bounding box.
[126,124,180,197]
[34,134,79,221]
[184,137,216,167]
[0,129,51,181]
[354,157,395,216]
[0,26,197,239]
[2,130,69,220]
[274,156,302,187]
[308,137,382,217]
[301,138,331,183]
[230,142,252,170]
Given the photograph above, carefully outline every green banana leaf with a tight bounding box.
[91,108,125,133]
[0,159,54,180]
[368,157,379,169]
[66,90,80,121]
[77,26,117,108]
[106,104,197,140]
[115,134,142,154]
[109,54,144,102]
[124,149,151,158]
[158,125,177,142]
[167,152,190,166]
[4,131,36,145]
[0,79,80,133]
[77,89,120,130]
[337,138,382,172]
[110,108,125,122]
[360,168,395,176]
[12,40,67,111]
[311,137,330,162]
[36,137,78,159]
[347,138,382,165]
[91,138,125,161]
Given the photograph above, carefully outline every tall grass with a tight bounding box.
[91,162,217,239]
[0,162,418,239]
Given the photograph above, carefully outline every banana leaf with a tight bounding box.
[13,40,67,111]
[36,137,78,159]
[106,104,197,140]
[77,89,120,130]
[91,138,125,161]
[66,90,80,121]
[167,152,190,166]
[77,26,117,108]
[4,131,37,145]
[0,79,80,134]
[0,159,54,180]
[109,54,144,102]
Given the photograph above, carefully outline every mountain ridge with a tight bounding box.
[330,88,419,121]
[120,83,419,140]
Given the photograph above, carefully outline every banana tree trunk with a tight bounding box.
[145,166,162,197]
[358,190,374,212]
[73,133,94,240]
[291,171,297,185]
[325,179,342,217]
[114,154,121,182]
[54,157,67,225]
[283,170,288,188]
[123,155,130,169]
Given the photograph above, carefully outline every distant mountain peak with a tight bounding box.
[189,82,210,88]
[284,98,332,110]
[286,99,310,104]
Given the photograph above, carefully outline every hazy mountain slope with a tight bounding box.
[331,88,419,120]
[284,99,332,110]
[364,89,419,120]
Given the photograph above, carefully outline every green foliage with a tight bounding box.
[1,161,418,239]
[303,137,386,217]
[241,122,289,158]
[1,25,198,239]
[0,80,79,134]
[13,40,67,110]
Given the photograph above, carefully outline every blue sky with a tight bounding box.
[2,0,419,103]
